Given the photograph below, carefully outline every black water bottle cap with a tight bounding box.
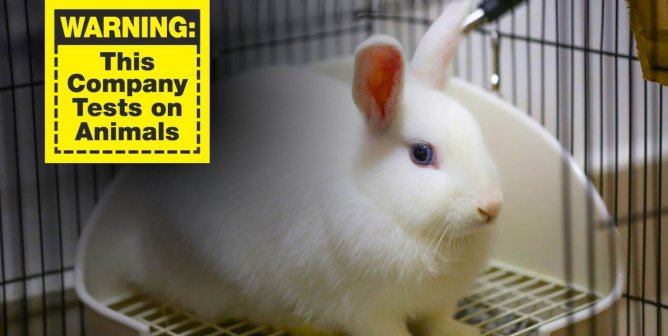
[479,0,525,21]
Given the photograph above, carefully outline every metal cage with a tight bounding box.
[0,0,665,335]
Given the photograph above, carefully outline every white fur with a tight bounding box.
[412,0,474,89]
[113,1,501,335]
[355,34,404,55]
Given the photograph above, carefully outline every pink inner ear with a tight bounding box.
[358,46,403,127]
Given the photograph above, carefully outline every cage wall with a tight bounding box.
[0,0,665,335]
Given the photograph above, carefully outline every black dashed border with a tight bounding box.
[54,54,59,148]
[53,17,203,156]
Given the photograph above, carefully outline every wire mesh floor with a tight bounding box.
[105,264,600,336]
[456,266,600,335]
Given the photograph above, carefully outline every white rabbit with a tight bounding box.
[112,0,503,335]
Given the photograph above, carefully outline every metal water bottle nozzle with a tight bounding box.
[461,0,525,93]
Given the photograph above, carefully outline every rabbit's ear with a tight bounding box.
[353,36,405,131]
[411,0,472,89]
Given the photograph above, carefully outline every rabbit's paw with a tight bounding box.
[425,318,480,336]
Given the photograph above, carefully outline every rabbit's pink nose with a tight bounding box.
[477,192,503,223]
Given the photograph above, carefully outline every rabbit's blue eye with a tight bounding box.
[410,143,434,166]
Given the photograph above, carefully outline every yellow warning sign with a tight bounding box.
[45,0,210,163]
